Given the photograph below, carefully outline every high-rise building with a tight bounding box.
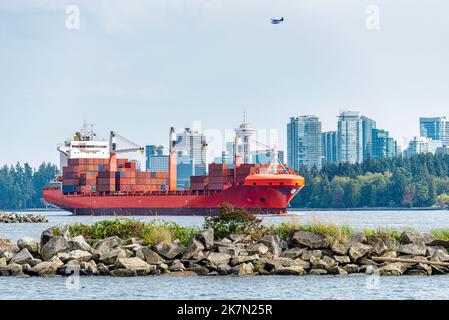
[321,131,337,165]
[175,128,207,189]
[337,111,363,164]
[405,137,443,157]
[420,116,449,147]
[287,115,322,172]
[361,116,376,160]
[371,129,397,159]
[145,145,168,172]
[234,121,255,164]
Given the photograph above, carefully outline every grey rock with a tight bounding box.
[217,264,232,275]
[0,250,16,262]
[217,245,241,256]
[430,249,449,262]
[68,235,92,252]
[348,243,372,261]
[259,235,281,257]
[230,254,259,266]
[280,247,306,259]
[342,264,360,274]
[169,259,186,272]
[17,237,39,255]
[40,223,70,247]
[66,250,92,262]
[431,265,449,275]
[94,236,122,254]
[30,257,64,276]
[81,260,98,275]
[400,231,435,245]
[397,243,427,256]
[189,264,210,275]
[0,263,23,276]
[153,240,185,259]
[349,234,367,244]
[310,256,329,270]
[291,230,328,249]
[10,248,34,265]
[246,243,269,256]
[98,263,110,276]
[272,266,306,275]
[196,229,214,249]
[357,265,377,274]
[99,248,126,265]
[207,252,231,266]
[301,249,322,261]
[191,250,206,261]
[378,263,406,276]
[369,239,388,257]
[181,238,205,260]
[322,256,337,269]
[292,258,311,270]
[334,255,351,264]
[140,247,165,265]
[308,269,327,275]
[381,251,398,258]
[0,257,6,267]
[409,263,432,275]
[110,269,138,277]
[357,257,378,265]
[114,257,155,275]
[231,262,254,275]
[229,234,251,243]
[328,267,348,275]
[428,239,449,248]
[384,237,400,251]
[331,242,351,255]
[41,237,70,261]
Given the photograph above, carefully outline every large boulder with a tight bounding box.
[247,243,269,256]
[41,236,70,261]
[331,242,351,255]
[430,249,449,262]
[181,238,205,260]
[400,232,435,245]
[231,262,254,275]
[99,248,126,265]
[348,243,371,261]
[10,248,36,265]
[94,236,122,254]
[40,224,70,247]
[0,263,23,276]
[153,240,185,259]
[272,266,307,276]
[429,239,449,248]
[68,235,92,252]
[17,237,39,255]
[230,254,259,266]
[66,250,92,262]
[196,229,214,249]
[169,260,186,272]
[206,252,231,266]
[139,247,165,265]
[301,250,322,261]
[0,257,6,267]
[397,243,427,256]
[30,257,64,276]
[378,263,406,276]
[280,247,306,259]
[291,230,328,249]
[407,263,432,276]
[259,235,282,257]
[114,257,155,275]
[334,255,351,264]
[369,239,388,257]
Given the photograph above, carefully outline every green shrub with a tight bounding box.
[431,229,449,241]
[362,227,414,241]
[203,204,264,239]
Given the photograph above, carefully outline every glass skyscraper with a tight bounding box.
[337,111,363,164]
[175,128,207,189]
[371,129,396,159]
[145,145,168,172]
[287,116,322,172]
[361,116,376,160]
[420,116,449,147]
[321,131,337,164]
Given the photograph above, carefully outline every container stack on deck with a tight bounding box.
[62,158,168,194]
[189,163,295,191]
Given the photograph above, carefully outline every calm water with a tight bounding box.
[1,209,449,300]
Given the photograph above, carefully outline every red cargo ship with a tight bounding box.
[43,127,305,215]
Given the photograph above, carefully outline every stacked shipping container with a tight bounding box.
[62,158,169,194]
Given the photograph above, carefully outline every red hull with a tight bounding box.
[43,184,302,216]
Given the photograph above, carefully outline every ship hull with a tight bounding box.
[43,184,301,216]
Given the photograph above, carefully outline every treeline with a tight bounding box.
[0,163,58,210]
[290,153,449,209]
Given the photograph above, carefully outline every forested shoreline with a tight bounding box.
[290,153,449,209]
[0,163,58,210]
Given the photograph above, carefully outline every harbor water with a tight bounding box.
[1,209,449,300]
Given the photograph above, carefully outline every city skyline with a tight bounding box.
[2,1,449,167]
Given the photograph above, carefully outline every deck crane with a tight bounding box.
[108,131,144,171]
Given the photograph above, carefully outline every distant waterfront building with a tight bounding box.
[361,116,376,160]
[420,116,449,147]
[337,111,363,164]
[436,146,449,155]
[321,131,337,164]
[287,115,322,172]
[175,128,207,189]
[234,121,255,164]
[371,129,397,159]
[145,145,168,172]
[405,137,443,157]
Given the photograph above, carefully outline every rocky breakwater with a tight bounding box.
[0,212,48,223]
[1,223,449,277]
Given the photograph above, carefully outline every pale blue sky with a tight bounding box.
[1,0,448,167]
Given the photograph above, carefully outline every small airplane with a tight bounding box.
[270,17,284,24]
